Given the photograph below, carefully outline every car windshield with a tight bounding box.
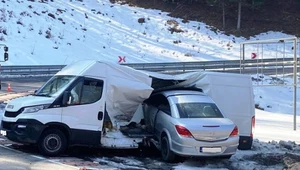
[176,103,223,118]
[34,75,76,97]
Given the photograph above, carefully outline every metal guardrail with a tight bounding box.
[0,58,298,76]
[0,65,65,75]
[124,58,298,73]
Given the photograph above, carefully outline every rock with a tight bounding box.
[283,153,300,170]
[138,18,145,24]
[279,141,294,150]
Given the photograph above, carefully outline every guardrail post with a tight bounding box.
[240,43,245,74]
[293,38,297,131]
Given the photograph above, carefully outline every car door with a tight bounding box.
[61,76,106,145]
[151,94,173,138]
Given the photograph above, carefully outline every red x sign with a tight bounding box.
[118,56,126,63]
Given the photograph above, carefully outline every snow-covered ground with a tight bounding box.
[0,0,300,169]
[252,75,300,143]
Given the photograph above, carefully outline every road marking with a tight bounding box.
[0,144,23,154]
[31,155,81,169]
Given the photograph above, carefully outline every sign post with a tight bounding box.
[0,44,9,62]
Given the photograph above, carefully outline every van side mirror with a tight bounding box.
[62,91,71,106]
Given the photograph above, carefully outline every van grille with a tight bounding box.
[1,121,14,130]
[4,108,24,118]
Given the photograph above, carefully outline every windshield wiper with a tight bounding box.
[33,93,51,97]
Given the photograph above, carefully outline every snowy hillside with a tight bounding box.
[0,0,295,65]
[1,0,298,115]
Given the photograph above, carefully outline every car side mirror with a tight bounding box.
[62,91,71,106]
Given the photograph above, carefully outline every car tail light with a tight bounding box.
[175,125,193,137]
[251,116,255,137]
[230,126,239,137]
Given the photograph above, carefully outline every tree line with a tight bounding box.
[162,0,300,31]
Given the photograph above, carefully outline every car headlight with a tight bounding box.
[23,105,50,113]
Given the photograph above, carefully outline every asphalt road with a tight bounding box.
[0,76,49,94]
[0,76,80,170]
[0,144,78,170]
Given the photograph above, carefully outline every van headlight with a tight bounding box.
[23,105,50,113]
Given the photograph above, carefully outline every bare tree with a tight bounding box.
[222,0,226,29]
[237,0,242,31]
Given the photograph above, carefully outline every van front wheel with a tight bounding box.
[38,129,67,156]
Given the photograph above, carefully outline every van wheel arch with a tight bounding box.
[44,123,71,141]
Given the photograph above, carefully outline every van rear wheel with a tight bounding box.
[38,129,67,156]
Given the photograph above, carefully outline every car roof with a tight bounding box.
[155,90,206,97]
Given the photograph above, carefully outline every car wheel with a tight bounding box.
[38,129,67,156]
[161,136,175,162]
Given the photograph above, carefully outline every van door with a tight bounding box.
[62,77,105,146]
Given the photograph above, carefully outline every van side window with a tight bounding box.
[68,78,103,105]
[69,81,83,105]
[81,79,103,104]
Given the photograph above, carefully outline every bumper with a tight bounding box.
[1,119,45,144]
[170,136,239,157]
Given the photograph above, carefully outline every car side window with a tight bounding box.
[146,94,171,116]
[68,78,103,105]
[158,103,171,116]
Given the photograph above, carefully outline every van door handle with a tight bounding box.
[98,111,103,120]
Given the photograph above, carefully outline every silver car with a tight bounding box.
[143,90,239,162]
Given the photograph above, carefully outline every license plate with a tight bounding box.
[0,130,6,136]
[200,147,221,153]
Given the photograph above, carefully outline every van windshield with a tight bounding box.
[35,76,76,97]
[176,103,224,118]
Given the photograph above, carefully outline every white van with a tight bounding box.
[0,60,255,156]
